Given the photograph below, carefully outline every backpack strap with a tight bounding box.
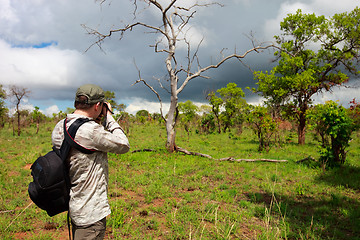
[63,118,97,155]
[57,118,95,240]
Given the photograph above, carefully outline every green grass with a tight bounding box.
[0,121,360,239]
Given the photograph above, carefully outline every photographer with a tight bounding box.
[52,84,130,240]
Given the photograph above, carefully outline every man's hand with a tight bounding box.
[103,102,113,116]
[95,102,113,124]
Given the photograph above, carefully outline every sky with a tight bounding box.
[1,0,359,116]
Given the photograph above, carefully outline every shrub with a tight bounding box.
[307,101,355,168]
[247,105,278,152]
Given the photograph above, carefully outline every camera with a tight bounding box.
[103,102,114,114]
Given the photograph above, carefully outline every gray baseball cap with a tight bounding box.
[75,84,105,104]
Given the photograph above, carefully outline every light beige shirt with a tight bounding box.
[52,113,130,226]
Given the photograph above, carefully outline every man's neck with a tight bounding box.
[73,109,93,118]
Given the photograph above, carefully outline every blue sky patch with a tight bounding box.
[12,41,58,48]
[32,41,58,48]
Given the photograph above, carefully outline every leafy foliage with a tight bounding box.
[0,85,8,128]
[136,110,150,123]
[178,100,199,136]
[207,83,247,133]
[307,101,355,167]
[254,8,360,145]
[349,98,360,128]
[246,105,279,152]
[207,91,223,133]
[200,113,216,134]
[104,91,126,112]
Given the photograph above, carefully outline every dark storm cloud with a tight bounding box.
[1,0,359,114]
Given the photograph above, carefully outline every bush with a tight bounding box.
[247,106,278,152]
[307,101,355,168]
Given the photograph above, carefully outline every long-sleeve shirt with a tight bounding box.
[51,113,130,226]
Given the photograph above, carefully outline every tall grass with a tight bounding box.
[0,121,359,239]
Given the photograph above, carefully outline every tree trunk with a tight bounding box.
[166,95,177,152]
[298,114,306,145]
[16,104,21,136]
[165,37,178,152]
[36,118,40,134]
[214,113,221,134]
[12,118,15,136]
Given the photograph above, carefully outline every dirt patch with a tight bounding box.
[24,164,32,170]
[8,171,20,177]
[14,228,69,240]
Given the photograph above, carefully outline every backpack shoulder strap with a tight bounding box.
[63,118,97,155]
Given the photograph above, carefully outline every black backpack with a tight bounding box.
[28,118,95,217]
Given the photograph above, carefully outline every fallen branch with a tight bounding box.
[176,146,288,163]
[176,146,214,159]
[131,148,154,153]
[217,157,288,163]
[0,210,15,214]
[296,156,317,163]
[132,147,289,163]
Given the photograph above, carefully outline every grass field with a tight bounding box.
[0,121,359,239]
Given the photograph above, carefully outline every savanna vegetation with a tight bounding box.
[0,95,359,239]
[1,4,360,240]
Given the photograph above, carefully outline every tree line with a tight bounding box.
[0,82,359,168]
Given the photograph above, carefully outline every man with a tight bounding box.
[52,84,130,239]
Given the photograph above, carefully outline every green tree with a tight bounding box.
[247,105,278,152]
[307,101,355,167]
[254,8,360,145]
[217,83,246,132]
[32,106,46,134]
[178,100,199,137]
[200,113,216,134]
[349,98,360,129]
[0,85,8,128]
[104,91,127,112]
[207,83,247,133]
[136,109,149,123]
[104,91,117,110]
[65,107,75,114]
[207,91,223,133]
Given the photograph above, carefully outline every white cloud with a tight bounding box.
[155,23,209,51]
[0,0,18,22]
[0,39,97,89]
[263,2,311,39]
[45,105,60,116]
[311,0,360,15]
[125,98,169,115]
[263,0,360,40]
[313,85,359,107]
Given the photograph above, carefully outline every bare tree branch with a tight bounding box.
[84,0,285,152]
[163,0,177,14]
[176,44,281,95]
[131,60,165,120]
[82,21,168,53]
[153,76,171,94]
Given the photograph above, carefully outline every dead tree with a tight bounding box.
[9,85,30,136]
[83,0,277,152]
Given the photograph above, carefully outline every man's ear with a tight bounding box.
[94,102,102,111]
